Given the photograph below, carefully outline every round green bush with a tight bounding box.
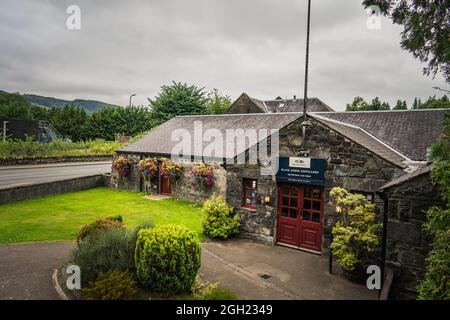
[202,196,240,239]
[134,225,201,294]
[76,216,124,243]
[83,269,137,300]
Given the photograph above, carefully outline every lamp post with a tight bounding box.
[129,93,136,107]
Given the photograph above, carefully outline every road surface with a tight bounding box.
[0,162,111,189]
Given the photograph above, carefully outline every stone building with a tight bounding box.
[111,93,448,298]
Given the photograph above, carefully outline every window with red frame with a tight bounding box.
[243,179,258,209]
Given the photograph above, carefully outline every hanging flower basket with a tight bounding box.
[113,156,134,177]
[190,163,214,190]
[160,160,183,182]
[138,159,158,181]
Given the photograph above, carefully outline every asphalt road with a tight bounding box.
[0,162,111,189]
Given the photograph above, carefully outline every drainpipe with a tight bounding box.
[379,191,389,298]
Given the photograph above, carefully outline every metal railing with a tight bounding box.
[38,120,65,142]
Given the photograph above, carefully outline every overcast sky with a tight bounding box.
[0,0,448,110]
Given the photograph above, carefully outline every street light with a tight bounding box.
[129,93,136,107]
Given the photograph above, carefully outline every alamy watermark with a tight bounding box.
[170,121,280,175]
[66,5,81,30]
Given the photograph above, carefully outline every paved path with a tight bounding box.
[0,242,74,300]
[0,239,378,300]
[0,162,111,188]
[200,239,378,300]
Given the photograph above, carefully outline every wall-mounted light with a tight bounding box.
[335,205,342,213]
[264,195,271,204]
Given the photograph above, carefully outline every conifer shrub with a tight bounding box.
[83,269,137,300]
[134,225,201,294]
[202,196,240,239]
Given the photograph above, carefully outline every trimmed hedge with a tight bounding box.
[134,225,201,294]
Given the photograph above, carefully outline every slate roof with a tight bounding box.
[310,114,408,169]
[226,93,334,114]
[379,165,432,190]
[264,97,335,113]
[315,109,449,161]
[118,113,302,159]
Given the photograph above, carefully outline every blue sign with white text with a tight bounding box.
[276,157,327,185]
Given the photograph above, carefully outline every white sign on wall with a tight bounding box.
[289,157,311,169]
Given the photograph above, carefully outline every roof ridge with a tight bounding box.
[314,108,449,114]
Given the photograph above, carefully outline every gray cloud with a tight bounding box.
[0,0,447,110]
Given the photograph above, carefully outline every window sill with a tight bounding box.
[242,206,257,212]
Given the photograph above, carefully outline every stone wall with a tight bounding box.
[110,153,227,204]
[383,173,443,299]
[224,117,404,251]
[0,173,107,204]
[226,164,276,244]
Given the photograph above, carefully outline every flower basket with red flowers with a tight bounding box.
[113,156,134,177]
[138,159,158,181]
[190,163,214,190]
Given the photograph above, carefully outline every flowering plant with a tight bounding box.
[190,163,214,189]
[160,160,183,180]
[138,159,158,180]
[113,156,134,177]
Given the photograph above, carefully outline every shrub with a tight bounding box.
[202,196,240,239]
[329,187,380,271]
[134,225,201,294]
[83,269,137,300]
[71,228,135,286]
[76,216,124,243]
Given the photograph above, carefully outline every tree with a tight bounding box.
[48,104,88,141]
[205,89,232,114]
[393,99,408,110]
[346,96,369,111]
[418,114,450,300]
[85,106,152,141]
[345,96,391,111]
[412,95,450,109]
[363,0,450,82]
[0,91,33,119]
[148,82,208,126]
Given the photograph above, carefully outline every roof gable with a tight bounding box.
[316,109,449,161]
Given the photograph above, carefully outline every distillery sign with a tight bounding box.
[276,157,327,185]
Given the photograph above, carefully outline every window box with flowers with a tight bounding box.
[138,159,158,181]
[160,159,183,182]
[190,163,214,190]
[113,156,134,177]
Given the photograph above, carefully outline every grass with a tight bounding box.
[0,138,119,159]
[0,187,204,245]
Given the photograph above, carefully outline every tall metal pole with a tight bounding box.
[2,121,8,142]
[303,0,311,118]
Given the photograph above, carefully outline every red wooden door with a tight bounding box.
[160,176,171,195]
[277,184,323,253]
[276,185,301,247]
[299,186,323,252]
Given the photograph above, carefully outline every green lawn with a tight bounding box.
[0,188,204,245]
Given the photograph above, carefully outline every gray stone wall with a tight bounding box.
[110,154,227,204]
[226,164,276,244]
[110,153,141,192]
[384,173,443,299]
[224,117,403,250]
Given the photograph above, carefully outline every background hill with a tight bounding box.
[0,90,119,113]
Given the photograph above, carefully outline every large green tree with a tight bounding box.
[0,91,33,119]
[148,82,208,126]
[418,114,450,300]
[205,89,232,114]
[346,96,391,111]
[85,106,152,141]
[363,0,450,82]
[48,104,88,141]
